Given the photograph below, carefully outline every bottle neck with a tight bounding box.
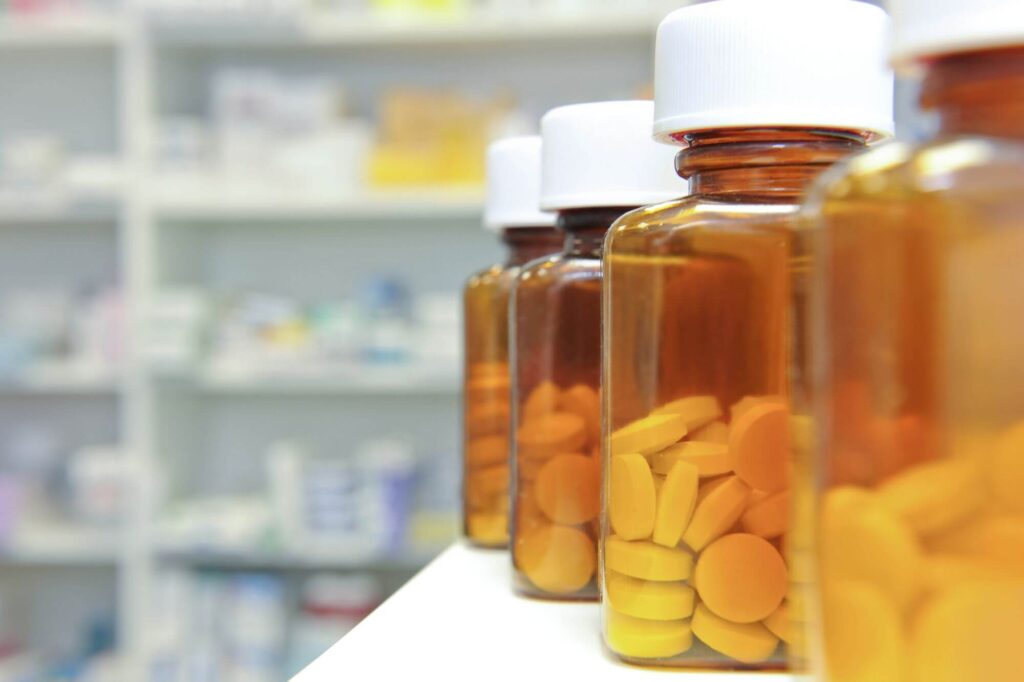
[557,207,634,258]
[922,46,1024,140]
[673,129,870,200]
[501,226,563,267]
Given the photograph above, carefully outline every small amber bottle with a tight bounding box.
[805,2,1024,681]
[463,136,561,548]
[510,101,684,600]
[600,0,893,668]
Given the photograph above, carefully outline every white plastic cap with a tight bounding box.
[484,136,555,231]
[654,0,894,142]
[890,0,1024,66]
[540,100,685,211]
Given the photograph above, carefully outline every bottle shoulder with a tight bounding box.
[464,263,505,292]
[515,251,601,290]
[607,195,801,252]
[810,136,1024,205]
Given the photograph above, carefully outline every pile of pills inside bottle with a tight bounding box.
[819,409,1024,682]
[513,381,602,595]
[464,360,514,544]
[604,394,796,664]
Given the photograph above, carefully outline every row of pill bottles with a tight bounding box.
[463,137,561,548]
[600,0,893,669]
[510,101,684,600]
[804,0,1024,680]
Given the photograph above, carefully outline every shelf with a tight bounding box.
[0,199,121,225]
[152,184,483,223]
[148,8,663,48]
[195,363,460,396]
[0,13,124,48]
[0,365,121,395]
[158,547,443,572]
[0,526,120,566]
[293,543,795,680]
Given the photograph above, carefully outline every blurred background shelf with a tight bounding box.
[194,364,460,395]
[0,525,120,566]
[0,365,121,395]
[157,546,444,572]
[0,197,121,225]
[0,13,123,48]
[152,184,484,223]
[147,7,663,48]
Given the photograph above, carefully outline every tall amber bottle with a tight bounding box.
[805,1,1024,681]
[600,0,893,668]
[511,101,684,600]
[463,136,561,548]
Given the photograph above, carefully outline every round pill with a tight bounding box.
[924,554,1021,589]
[514,491,545,535]
[466,464,508,509]
[517,412,587,460]
[729,402,792,493]
[559,384,601,448]
[652,441,731,477]
[912,584,1024,682]
[690,419,730,444]
[789,414,816,457]
[653,395,722,431]
[605,609,693,660]
[741,489,790,539]
[821,492,924,611]
[467,401,512,438]
[522,380,561,421]
[652,460,699,548]
[466,435,508,468]
[605,536,693,581]
[731,394,785,422]
[876,456,985,536]
[606,570,695,621]
[694,533,788,623]
[470,361,508,378]
[466,372,510,404]
[611,412,689,456]
[517,454,546,481]
[926,514,1024,564]
[691,603,779,664]
[516,524,595,594]
[534,453,600,525]
[610,453,657,540]
[466,512,507,545]
[823,581,904,682]
[762,602,790,642]
[990,421,1024,513]
[682,476,751,551]
[696,475,732,504]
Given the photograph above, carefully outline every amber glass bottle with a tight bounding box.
[463,137,560,548]
[510,101,683,600]
[600,0,893,668]
[805,2,1024,681]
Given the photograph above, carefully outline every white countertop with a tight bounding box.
[293,542,798,680]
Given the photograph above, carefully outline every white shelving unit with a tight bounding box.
[0,2,676,677]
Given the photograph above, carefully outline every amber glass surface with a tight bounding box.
[600,130,868,668]
[806,48,1024,682]
[509,207,630,600]
[463,226,562,548]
